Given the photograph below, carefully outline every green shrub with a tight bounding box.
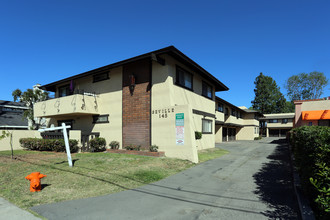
[19,138,78,153]
[109,141,120,149]
[125,145,141,151]
[88,137,106,152]
[254,136,262,140]
[195,131,202,140]
[290,126,330,218]
[149,145,158,152]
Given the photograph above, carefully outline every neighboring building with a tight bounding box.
[260,113,295,137]
[33,46,261,162]
[0,100,29,130]
[294,98,330,127]
[214,98,262,142]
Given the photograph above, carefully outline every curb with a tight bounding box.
[289,146,315,220]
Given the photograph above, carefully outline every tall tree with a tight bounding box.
[251,72,287,114]
[12,87,49,130]
[285,71,328,101]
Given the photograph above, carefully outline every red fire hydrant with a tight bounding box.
[25,172,47,192]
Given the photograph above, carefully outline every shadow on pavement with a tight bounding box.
[253,139,301,220]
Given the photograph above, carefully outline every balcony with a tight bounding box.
[34,93,100,118]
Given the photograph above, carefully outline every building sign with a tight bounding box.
[176,113,184,145]
[152,108,175,119]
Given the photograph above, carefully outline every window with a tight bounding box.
[57,120,73,130]
[58,85,72,97]
[93,72,109,83]
[268,119,278,123]
[318,120,330,127]
[308,122,313,126]
[282,119,288,124]
[231,109,236,117]
[217,103,223,112]
[176,66,193,90]
[202,82,213,99]
[202,119,212,134]
[225,107,229,116]
[93,114,109,124]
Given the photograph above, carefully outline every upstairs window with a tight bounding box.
[176,66,193,90]
[225,107,229,116]
[58,85,72,97]
[93,72,109,83]
[268,119,278,123]
[282,119,288,124]
[202,81,213,99]
[217,103,224,112]
[231,109,236,117]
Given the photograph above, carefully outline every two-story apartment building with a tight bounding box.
[34,46,264,163]
[260,113,295,137]
[34,46,231,163]
[214,97,262,142]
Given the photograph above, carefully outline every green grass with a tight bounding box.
[0,147,228,213]
[198,148,229,163]
[0,150,194,210]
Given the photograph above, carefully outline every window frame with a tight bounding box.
[202,81,213,99]
[175,66,193,91]
[58,84,72,97]
[202,119,213,134]
[93,72,109,83]
[225,107,229,116]
[92,114,109,124]
[217,103,224,112]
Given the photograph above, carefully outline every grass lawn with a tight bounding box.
[198,148,229,163]
[0,148,228,213]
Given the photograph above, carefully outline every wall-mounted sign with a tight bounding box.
[176,113,184,145]
[152,108,175,119]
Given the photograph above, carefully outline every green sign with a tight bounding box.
[175,113,184,126]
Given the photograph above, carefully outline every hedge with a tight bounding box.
[88,137,106,152]
[19,138,79,153]
[290,126,330,219]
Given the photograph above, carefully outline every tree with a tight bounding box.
[12,87,49,130]
[251,72,287,114]
[285,71,328,101]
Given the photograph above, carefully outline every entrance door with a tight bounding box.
[222,127,227,142]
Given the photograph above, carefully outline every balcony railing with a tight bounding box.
[34,92,100,118]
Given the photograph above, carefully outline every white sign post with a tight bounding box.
[38,123,73,167]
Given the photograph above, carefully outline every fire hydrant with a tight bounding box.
[25,172,47,192]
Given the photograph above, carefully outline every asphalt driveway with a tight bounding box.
[32,138,300,219]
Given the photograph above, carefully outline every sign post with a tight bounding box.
[38,123,73,167]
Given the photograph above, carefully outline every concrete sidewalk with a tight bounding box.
[0,197,40,220]
[31,138,300,220]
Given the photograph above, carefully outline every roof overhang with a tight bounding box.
[302,110,330,120]
[42,46,229,92]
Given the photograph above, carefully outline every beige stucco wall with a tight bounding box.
[214,125,223,143]
[151,105,198,163]
[35,66,123,148]
[151,55,216,153]
[237,126,258,140]
[267,121,293,128]
[34,94,99,117]
[301,100,330,111]
[0,130,41,151]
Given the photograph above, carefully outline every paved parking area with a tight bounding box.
[32,138,300,219]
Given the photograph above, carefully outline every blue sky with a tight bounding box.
[1,0,329,108]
